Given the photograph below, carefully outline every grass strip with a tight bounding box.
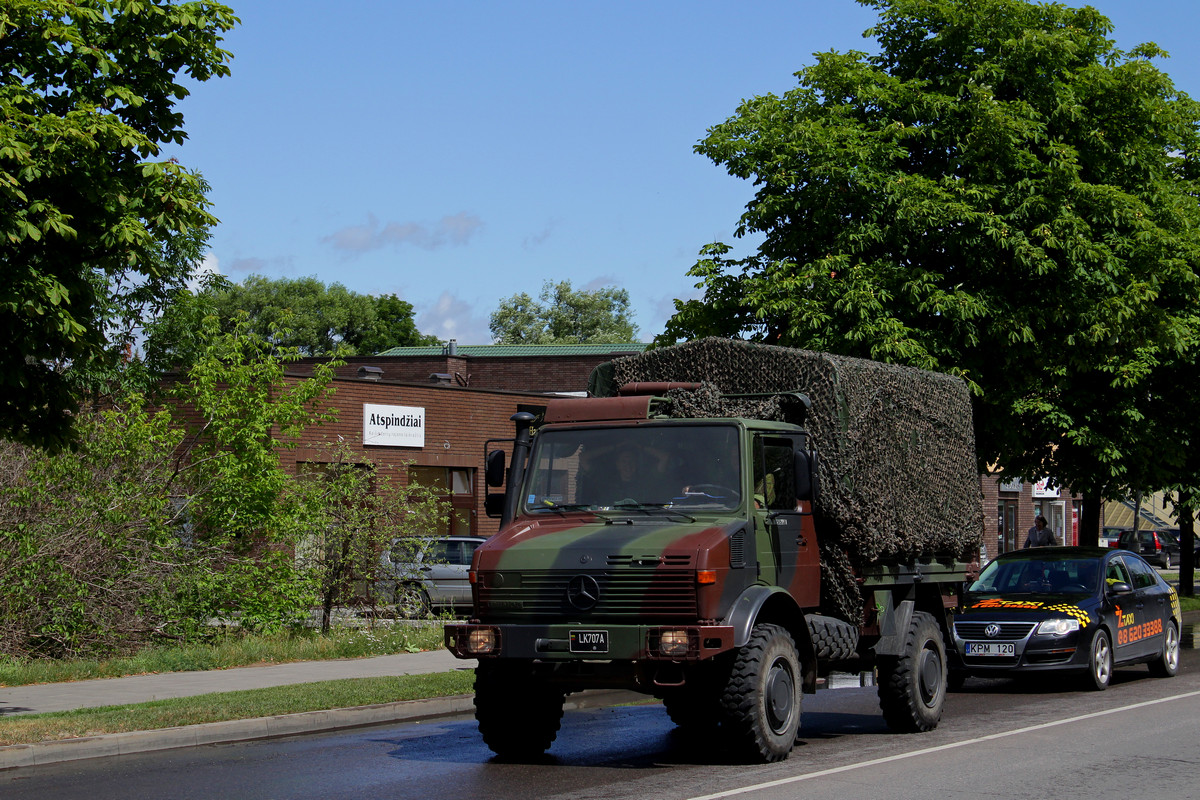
[0,670,474,747]
[0,623,447,687]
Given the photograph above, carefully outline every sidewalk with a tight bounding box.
[0,649,640,770]
[0,650,486,770]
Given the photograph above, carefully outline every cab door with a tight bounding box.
[1104,556,1148,660]
[1123,555,1167,658]
[753,434,819,607]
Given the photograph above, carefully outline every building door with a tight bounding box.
[998,500,1019,553]
[1047,501,1067,547]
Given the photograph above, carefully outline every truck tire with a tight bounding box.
[662,686,723,734]
[474,661,565,759]
[807,614,860,660]
[877,611,947,732]
[719,623,802,762]
[660,662,730,734]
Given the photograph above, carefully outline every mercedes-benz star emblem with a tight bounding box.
[984,623,1001,638]
[566,575,600,611]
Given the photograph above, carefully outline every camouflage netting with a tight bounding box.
[594,338,984,621]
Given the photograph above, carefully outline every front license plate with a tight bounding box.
[965,641,1015,656]
[569,630,609,653]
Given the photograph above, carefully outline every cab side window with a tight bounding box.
[1105,559,1132,586]
[1123,556,1158,590]
[753,436,799,511]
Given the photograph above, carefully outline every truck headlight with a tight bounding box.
[1036,618,1080,636]
[657,629,690,658]
[466,627,499,654]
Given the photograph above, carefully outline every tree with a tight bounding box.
[355,292,442,354]
[490,280,640,344]
[204,275,439,356]
[1,0,238,450]
[663,0,1200,539]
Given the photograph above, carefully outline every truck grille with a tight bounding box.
[478,569,698,620]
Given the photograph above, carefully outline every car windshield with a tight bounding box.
[969,555,1099,595]
[522,424,742,512]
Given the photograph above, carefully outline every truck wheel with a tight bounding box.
[807,614,861,661]
[474,661,565,759]
[877,611,947,732]
[1085,629,1112,690]
[662,686,723,733]
[1148,621,1179,678]
[661,663,729,734]
[719,623,802,763]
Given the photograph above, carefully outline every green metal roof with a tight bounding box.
[376,343,650,357]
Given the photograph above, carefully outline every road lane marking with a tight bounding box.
[687,689,1200,800]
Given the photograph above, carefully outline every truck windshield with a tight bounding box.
[523,424,742,512]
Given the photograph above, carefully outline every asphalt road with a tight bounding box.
[4,646,1198,800]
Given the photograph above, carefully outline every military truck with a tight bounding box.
[445,339,983,763]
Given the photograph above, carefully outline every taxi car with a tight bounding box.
[950,547,1180,690]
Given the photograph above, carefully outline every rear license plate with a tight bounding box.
[965,641,1015,656]
[569,630,609,653]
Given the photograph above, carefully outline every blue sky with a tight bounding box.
[168,0,1200,345]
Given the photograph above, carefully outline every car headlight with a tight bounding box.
[1036,617,1081,636]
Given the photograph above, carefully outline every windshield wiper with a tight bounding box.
[530,502,596,515]
[608,502,696,522]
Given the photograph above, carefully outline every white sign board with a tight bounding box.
[363,404,425,447]
[1032,478,1060,499]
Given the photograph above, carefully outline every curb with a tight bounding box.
[0,689,647,771]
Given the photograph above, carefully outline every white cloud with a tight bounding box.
[416,291,494,345]
[324,212,484,255]
[186,252,223,292]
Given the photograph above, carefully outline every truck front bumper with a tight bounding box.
[445,622,736,661]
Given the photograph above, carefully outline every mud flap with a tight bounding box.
[874,597,915,657]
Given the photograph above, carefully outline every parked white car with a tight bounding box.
[379,536,485,617]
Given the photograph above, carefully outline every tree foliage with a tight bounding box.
[1,0,238,450]
[490,280,640,344]
[663,0,1200,505]
[0,314,449,658]
[203,275,439,356]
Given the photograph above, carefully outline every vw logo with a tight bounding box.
[984,623,1001,638]
[566,575,600,611]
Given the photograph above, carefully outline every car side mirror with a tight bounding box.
[1106,581,1133,595]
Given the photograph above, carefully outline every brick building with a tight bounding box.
[281,343,649,538]
[981,472,1083,559]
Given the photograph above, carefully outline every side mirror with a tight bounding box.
[485,450,506,488]
[794,449,819,502]
[1106,581,1133,595]
[484,492,506,518]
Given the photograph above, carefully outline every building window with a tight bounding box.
[408,466,475,536]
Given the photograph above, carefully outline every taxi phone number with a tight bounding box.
[1117,617,1163,646]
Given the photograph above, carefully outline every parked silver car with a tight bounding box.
[379,536,485,617]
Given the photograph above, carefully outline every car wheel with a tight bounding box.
[1161,552,1171,570]
[1148,621,1180,678]
[396,584,431,618]
[1085,629,1112,691]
